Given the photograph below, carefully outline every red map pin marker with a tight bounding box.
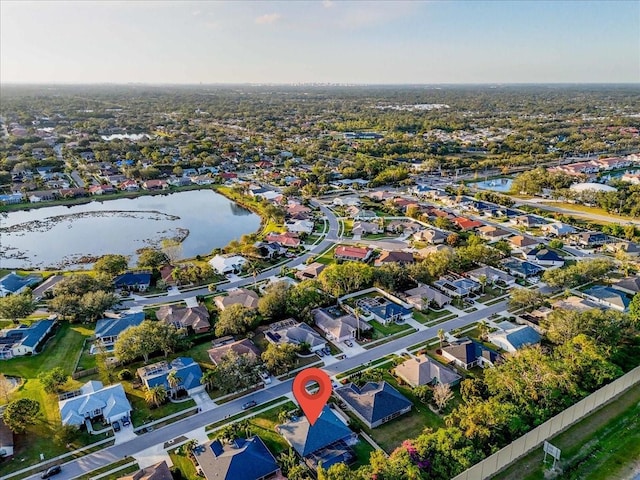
[292,367,332,426]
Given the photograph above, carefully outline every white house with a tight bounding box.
[209,254,247,275]
[285,220,314,234]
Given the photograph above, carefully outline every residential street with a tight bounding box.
[26,300,507,480]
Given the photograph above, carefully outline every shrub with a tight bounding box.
[118,370,133,381]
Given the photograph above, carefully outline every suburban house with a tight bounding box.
[286,203,311,217]
[416,245,454,258]
[137,357,203,396]
[156,305,210,334]
[487,324,541,353]
[119,180,140,192]
[207,338,260,366]
[295,262,326,281]
[612,276,640,296]
[541,223,577,237]
[334,381,412,429]
[277,406,357,470]
[394,355,462,387]
[525,248,565,267]
[605,241,640,257]
[466,265,517,287]
[582,286,631,312]
[0,192,24,205]
[142,179,168,190]
[265,232,301,248]
[113,272,151,292]
[477,225,511,241]
[441,338,501,370]
[285,220,314,234]
[374,251,415,267]
[255,242,287,259]
[0,319,56,360]
[452,217,483,231]
[194,436,281,480]
[334,245,372,262]
[573,231,609,248]
[386,220,421,234]
[501,258,544,278]
[355,295,413,325]
[313,308,371,343]
[209,254,247,275]
[411,228,448,245]
[508,235,540,252]
[264,319,326,353]
[0,271,42,297]
[0,418,14,458]
[214,288,259,311]
[352,221,381,236]
[88,185,116,195]
[119,461,173,480]
[58,380,132,427]
[434,277,482,297]
[332,196,360,207]
[404,285,452,310]
[92,312,145,353]
[552,295,601,312]
[512,215,546,228]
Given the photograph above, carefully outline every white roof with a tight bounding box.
[570,182,617,193]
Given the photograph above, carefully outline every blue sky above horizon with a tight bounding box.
[1,0,638,84]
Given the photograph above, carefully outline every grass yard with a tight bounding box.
[369,320,411,337]
[493,383,640,480]
[169,451,199,480]
[351,436,376,469]
[125,382,196,427]
[314,245,338,265]
[412,309,454,325]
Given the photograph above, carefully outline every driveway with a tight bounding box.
[113,422,137,445]
[191,389,217,412]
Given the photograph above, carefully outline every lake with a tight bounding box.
[0,189,261,270]
[471,178,514,192]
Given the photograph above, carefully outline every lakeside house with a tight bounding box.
[92,312,145,353]
[209,254,247,275]
[214,288,259,311]
[0,319,56,360]
[0,271,42,297]
[155,305,210,334]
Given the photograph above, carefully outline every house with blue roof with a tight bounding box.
[93,312,145,352]
[488,325,541,353]
[501,258,544,278]
[525,247,565,268]
[0,319,56,360]
[442,338,501,370]
[137,357,203,396]
[277,406,357,469]
[194,436,280,480]
[582,286,631,312]
[113,272,151,292]
[0,271,42,297]
[0,193,24,205]
[334,381,412,429]
[58,380,131,427]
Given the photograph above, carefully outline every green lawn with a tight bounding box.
[493,384,640,480]
[412,309,454,325]
[169,451,199,480]
[369,320,411,337]
[125,382,196,427]
[351,436,376,469]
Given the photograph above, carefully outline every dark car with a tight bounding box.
[242,400,257,410]
[41,466,61,479]
[112,420,121,432]
[122,417,130,426]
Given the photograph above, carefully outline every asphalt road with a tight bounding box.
[34,299,507,480]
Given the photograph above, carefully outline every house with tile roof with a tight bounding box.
[156,305,210,334]
[0,271,42,297]
[207,338,260,365]
[508,235,540,252]
[0,319,56,360]
[477,225,511,241]
[92,312,145,352]
[452,217,483,231]
[441,338,501,370]
[582,286,631,312]
[334,381,412,429]
[334,245,372,262]
[59,380,131,426]
[137,357,203,395]
[194,436,280,480]
[265,232,301,248]
[488,325,541,353]
[352,221,381,236]
[394,355,462,388]
[313,308,371,343]
[277,406,357,470]
[214,288,259,311]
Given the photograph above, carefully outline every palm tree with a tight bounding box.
[278,448,299,477]
[437,329,446,349]
[167,370,182,398]
[145,385,168,408]
[478,274,488,294]
[478,321,490,341]
[201,368,217,391]
[277,408,291,425]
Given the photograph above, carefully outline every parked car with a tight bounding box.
[112,421,121,432]
[323,347,331,356]
[242,400,257,410]
[345,340,353,347]
[41,466,61,479]
[122,417,130,426]
[317,350,325,357]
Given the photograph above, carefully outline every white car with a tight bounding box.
[260,371,272,384]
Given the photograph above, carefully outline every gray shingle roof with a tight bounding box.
[334,381,412,425]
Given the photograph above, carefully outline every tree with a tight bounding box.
[201,368,217,391]
[478,274,488,294]
[38,367,68,393]
[0,373,13,403]
[213,351,262,394]
[137,248,169,270]
[262,343,299,375]
[414,385,433,404]
[94,254,128,277]
[258,281,290,321]
[478,321,490,341]
[2,398,40,433]
[508,288,546,310]
[79,290,118,321]
[0,292,36,324]
[114,320,161,363]
[317,463,355,480]
[167,370,182,397]
[215,304,258,337]
[541,308,630,348]
[145,385,168,408]
[437,329,446,349]
[287,280,328,323]
[433,383,454,412]
[318,262,373,297]
[629,293,640,327]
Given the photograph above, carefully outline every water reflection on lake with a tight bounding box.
[0,189,261,269]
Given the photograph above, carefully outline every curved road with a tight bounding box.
[28,300,506,480]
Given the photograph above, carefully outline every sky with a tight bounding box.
[1,0,638,84]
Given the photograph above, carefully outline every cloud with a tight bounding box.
[335,2,417,29]
[322,0,334,8]
[192,10,201,17]
[255,13,281,25]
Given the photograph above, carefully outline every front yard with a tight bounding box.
[412,309,456,325]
